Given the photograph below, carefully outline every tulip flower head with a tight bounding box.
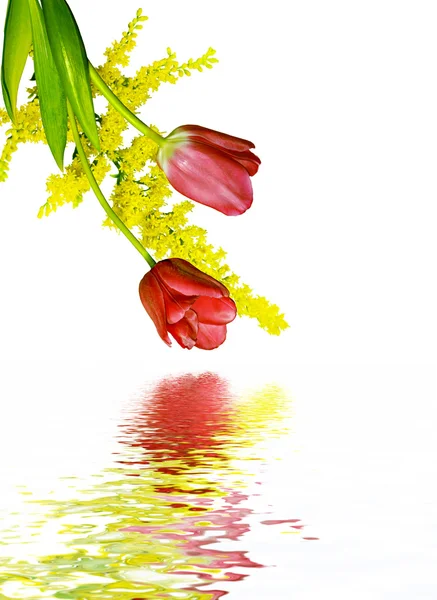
[156,125,261,216]
[1,8,289,347]
[139,258,237,350]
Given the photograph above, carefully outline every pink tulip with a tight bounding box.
[156,125,261,216]
[139,258,237,350]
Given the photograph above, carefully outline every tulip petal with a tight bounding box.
[139,272,171,346]
[161,287,197,325]
[161,142,253,216]
[195,323,227,350]
[167,310,198,350]
[171,125,261,176]
[218,148,261,176]
[175,125,255,152]
[155,259,230,299]
[192,296,237,325]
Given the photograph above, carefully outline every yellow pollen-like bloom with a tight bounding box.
[0,9,288,335]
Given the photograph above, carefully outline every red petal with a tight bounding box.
[191,296,237,325]
[139,272,171,346]
[195,323,228,350]
[173,125,255,152]
[154,259,230,299]
[167,310,198,349]
[173,126,260,175]
[219,148,261,176]
[161,287,197,325]
[160,142,254,216]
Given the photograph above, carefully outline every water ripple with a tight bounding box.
[0,373,302,599]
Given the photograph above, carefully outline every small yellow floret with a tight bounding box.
[0,100,45,182]
[0,9,288,335]
[103,8,148,69]
[0,107,9,126]
[40,155,110,217]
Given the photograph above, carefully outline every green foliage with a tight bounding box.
[1,0,33,121]
[41,0,99,150]
[0,9,289,335]
[28,0,67,170]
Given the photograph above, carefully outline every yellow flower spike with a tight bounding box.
[0,9,289,336]
[103,8,148,69]
[0,100,45,182]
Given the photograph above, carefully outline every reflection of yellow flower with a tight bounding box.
[0,375,293,599]
[236,384,291,437]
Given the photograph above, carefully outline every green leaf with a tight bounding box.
[1,0,33,122]
[28,0,67,170]
[40,0,100,151]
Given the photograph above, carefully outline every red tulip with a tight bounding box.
[156,125,261,216]
[139,258,237,350]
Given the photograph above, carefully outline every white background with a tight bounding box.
[0,0,436,369]
[0,4,437,598]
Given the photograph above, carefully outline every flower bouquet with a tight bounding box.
[1,0,288,349]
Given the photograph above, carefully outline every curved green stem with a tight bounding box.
[89,63,164,146]
[67,101,156,268]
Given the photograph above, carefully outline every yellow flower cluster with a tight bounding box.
[0,107,8,125]
[144,213,289,335]
[0,100,45,182]
[38,155,111,218]
[106,135,288,334]
[0,9,288,335]
[103,8,148,69]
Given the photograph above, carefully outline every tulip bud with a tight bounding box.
[157,125,261,216]
[139,258,237,350]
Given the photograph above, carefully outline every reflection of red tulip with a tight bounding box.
[156,125,261,216]
[139,258,237,350]
[119,373,233,468]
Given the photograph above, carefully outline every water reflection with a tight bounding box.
[0,373,296,599]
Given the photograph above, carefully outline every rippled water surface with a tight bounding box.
[0,373,303,599]
[1,365,436,599]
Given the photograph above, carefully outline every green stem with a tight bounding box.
[89,63,164,146]
[67,101,156,268]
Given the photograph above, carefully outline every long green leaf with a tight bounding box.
[1,0,33,122]
[28,0,67,170]
[40,0,100,151]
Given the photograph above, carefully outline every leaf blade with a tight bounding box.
[28,0,67,170]
[1,0,33,122]
[41,0,100,151]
